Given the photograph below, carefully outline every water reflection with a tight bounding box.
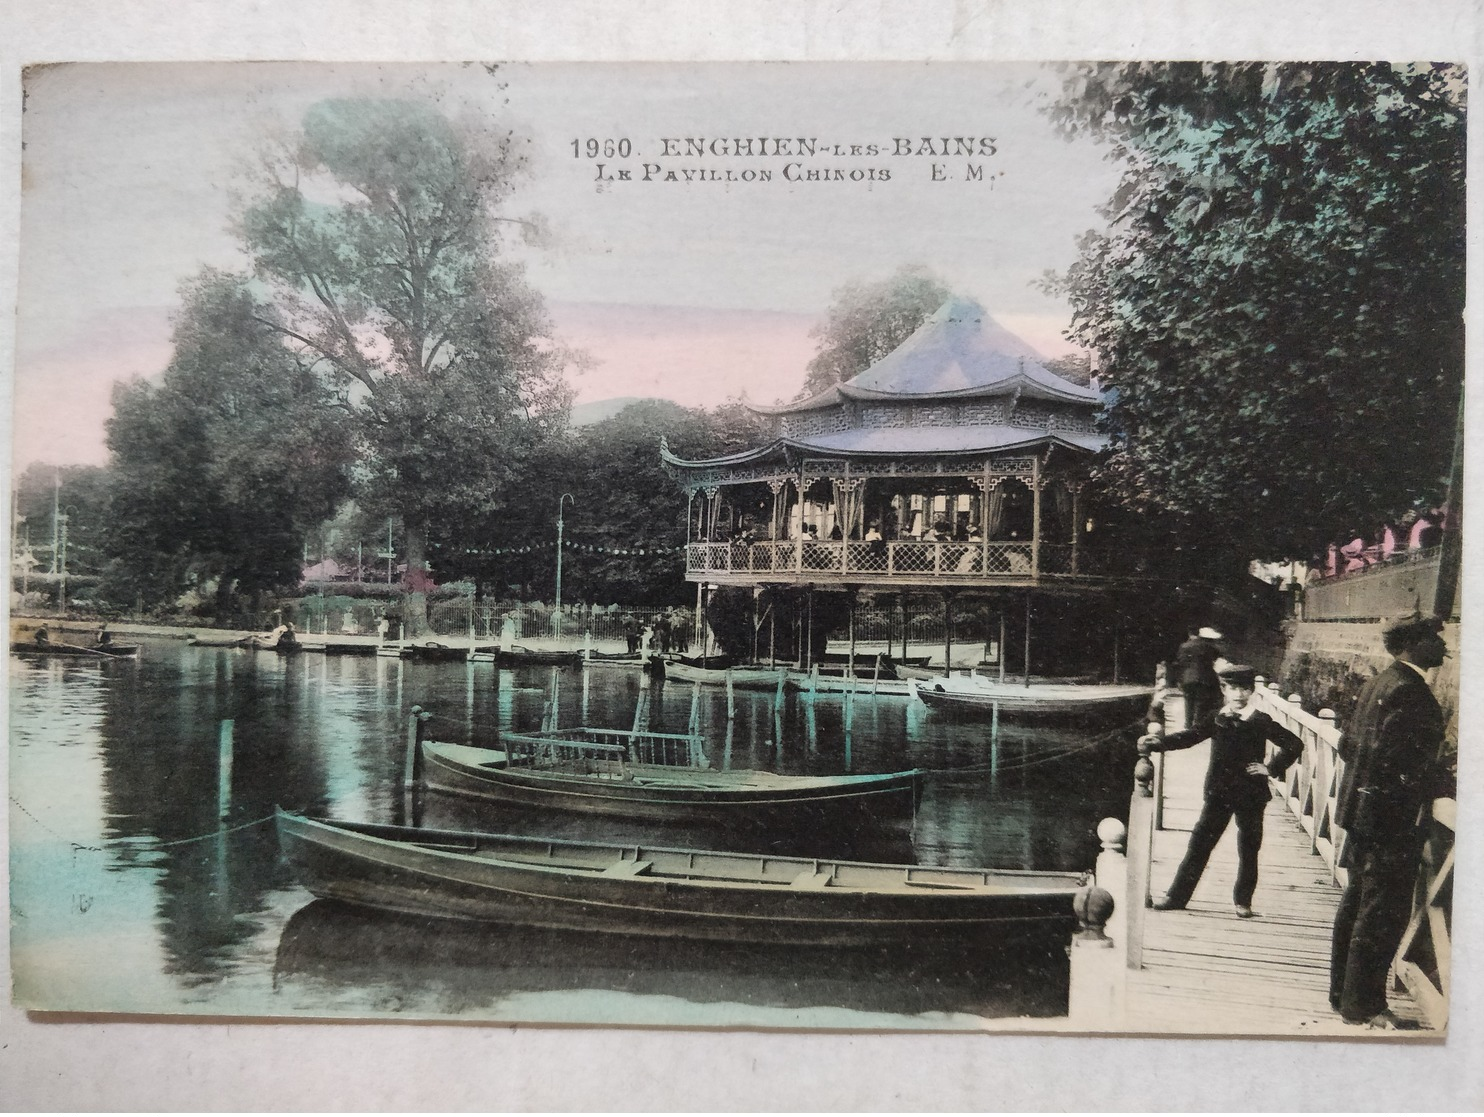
[274,899,1070,1022]
[10,642,1135,1020]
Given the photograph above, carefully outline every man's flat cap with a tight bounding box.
[1216,663,1257,687]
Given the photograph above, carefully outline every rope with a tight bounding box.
[8,796,276,852]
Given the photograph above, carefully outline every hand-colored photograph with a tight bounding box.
[8,60,1462,1036]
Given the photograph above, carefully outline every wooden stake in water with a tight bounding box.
[217,719,234,822]
[725,667,735,720]
[688,682,702,737]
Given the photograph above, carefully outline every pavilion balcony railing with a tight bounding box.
[686,538,1146,581]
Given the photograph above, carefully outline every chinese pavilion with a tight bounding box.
[661,297,1162,673]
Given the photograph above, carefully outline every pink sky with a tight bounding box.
[14,298,1074,469]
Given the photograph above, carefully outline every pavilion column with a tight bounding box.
[941,590,956,677]
[768,479,786,541]
[1069,481,1082,575]
[1030,454,1042,577]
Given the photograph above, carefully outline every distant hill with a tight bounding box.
[567,397,668,427]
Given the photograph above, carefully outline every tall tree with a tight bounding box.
[799,265,952,397]
[1045,63,1465,561]
[103,271,352,620]
[238,98,571,633]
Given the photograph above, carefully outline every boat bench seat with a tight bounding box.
[602,859,654,877]
[790,870,834,889]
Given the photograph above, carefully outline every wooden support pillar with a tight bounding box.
[941,590,954,677]
[999,608,1007,684]
[847,587,858,678]
[1023,592,1033,687]
[805,587,815,669]
[1070,482,1081,576]
[1031,454,1042,577]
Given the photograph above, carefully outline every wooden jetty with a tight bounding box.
[1067,685,1450,1037]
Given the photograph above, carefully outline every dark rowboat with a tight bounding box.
[400,642,472,663]
[420,737,923,829]
[275,810,1085,946]
[10,640,138,660]
[479,645,583,667]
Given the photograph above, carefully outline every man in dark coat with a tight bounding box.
[1329,615,1451,1028]
[1144,664,1304,917]
[1174,626,1225,728]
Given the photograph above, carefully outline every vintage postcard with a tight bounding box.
[7,58,1464,1047]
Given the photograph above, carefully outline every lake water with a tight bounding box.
[8,641,1136,1028]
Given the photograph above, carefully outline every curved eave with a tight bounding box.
[837,377,1098,406]
[660,438,791,470]
[749,386,842,416]
[777,425,1105,458]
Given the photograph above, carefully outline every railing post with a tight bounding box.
[1067,882,1121,1027]
[1126,735,1157,970]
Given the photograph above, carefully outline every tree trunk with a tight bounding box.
[213,576,235,628]
[401,519,432,638]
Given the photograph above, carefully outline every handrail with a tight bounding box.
[1252,679,1453,1028]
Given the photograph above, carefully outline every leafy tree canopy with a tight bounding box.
[238,97,572,629]
[1045,62,1465,561]
[436,399,766,605]
[102,270,353,618]
[799,265,952,398]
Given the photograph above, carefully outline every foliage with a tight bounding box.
[237,97,572,628]
[102,271,353,617]
[799,265,952,397]
[12,463,111,582]
[436,399,766,605]
[1045,62,1465,561]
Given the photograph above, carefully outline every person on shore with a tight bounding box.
[1329,615,1453,1029]
[1143,663,1304,918]
[621,613,639,655]
[1174,626,1226,728]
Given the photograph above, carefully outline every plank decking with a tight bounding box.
[1119,697,1435,1038]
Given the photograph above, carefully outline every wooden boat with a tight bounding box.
[275,810,1086,946]
[660,660,788,689]
[420,737,923,829]
[400,641,472,663]
[479,645,583,667]
[187,633,252,648]
[785,670,914,698]
[909,676,1152,726]
[10,640,138,660]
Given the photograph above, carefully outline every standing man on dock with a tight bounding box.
[1144,663,1304,918]
[1175,626,1225,728]
[1329,614,1452,1029]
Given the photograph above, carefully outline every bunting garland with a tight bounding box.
[457,539,687,557]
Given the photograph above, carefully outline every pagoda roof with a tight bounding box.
[660,424,1104,470]
[755,297,1097,414]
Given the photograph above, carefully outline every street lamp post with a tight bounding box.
[554,493,574,640]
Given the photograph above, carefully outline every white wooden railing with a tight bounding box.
[1248,679,1452,1028]
[1073,675,1454,1030]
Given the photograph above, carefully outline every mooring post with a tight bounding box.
[401,705,430,825]
[726,667,736,720]
[217,719,234,823]
[774,667,786,712]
